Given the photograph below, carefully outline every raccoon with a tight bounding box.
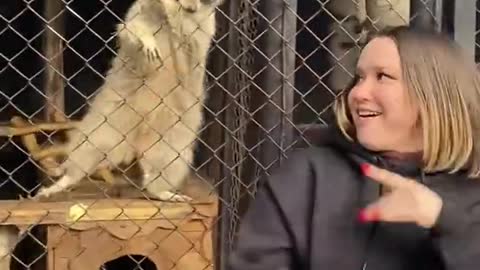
[34,0,223,201]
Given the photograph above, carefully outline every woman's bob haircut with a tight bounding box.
[334,25,480,178]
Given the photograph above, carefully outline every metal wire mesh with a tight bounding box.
[0,0,469,270]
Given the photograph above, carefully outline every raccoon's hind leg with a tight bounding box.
[33,141,105,199]
[138,141,193,202]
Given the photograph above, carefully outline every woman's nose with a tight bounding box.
[349,79,373,101]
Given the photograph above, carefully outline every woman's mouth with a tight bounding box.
[357,109,382,118]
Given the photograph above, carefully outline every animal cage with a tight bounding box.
[0,0,472,270]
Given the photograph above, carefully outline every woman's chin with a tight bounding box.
[356,134,385,152]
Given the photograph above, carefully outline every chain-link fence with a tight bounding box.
[0,0,472,269]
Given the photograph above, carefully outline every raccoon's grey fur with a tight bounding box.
[34,0,222,201]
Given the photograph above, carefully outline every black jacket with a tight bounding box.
[226,125,480,270]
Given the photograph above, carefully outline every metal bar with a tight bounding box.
[410,0,436,30]
[435,0,443,32]
[43,0,66,122]
[217,0,247,269]
[454,0,476,59]
[281,0,298,152]
[35,3,67,269]
[200,8,230,270]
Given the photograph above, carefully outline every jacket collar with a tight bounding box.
[310,124,426,178]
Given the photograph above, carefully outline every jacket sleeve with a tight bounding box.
[431,185,480,270]
[226,150,313,270]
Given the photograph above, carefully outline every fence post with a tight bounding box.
[213,1,298,269]
[253,0,298,173]
[216,0,260,269]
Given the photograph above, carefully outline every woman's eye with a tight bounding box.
[377,72,395,80]
[354,74,364,82]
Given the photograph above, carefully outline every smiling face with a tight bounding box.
[347,37,423,154]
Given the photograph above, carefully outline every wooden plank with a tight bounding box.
[0,198,217,226]
[0,121,74,137]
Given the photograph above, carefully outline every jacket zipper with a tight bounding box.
[360,157,426,270]
[361,156,384,270]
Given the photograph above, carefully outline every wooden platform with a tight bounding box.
[0,176,218,226]
[0,178,219,270]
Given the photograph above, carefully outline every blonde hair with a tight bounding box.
[334,26,480,177]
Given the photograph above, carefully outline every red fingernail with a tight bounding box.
[358,209,380,223]
[360,163,370,175]
[358,209,369,223]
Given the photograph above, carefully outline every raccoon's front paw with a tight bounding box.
[178,0,200,13]
[140,36,163,64]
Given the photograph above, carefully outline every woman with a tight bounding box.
[226,26,480,270]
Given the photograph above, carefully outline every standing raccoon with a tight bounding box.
[34,0,222,201]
